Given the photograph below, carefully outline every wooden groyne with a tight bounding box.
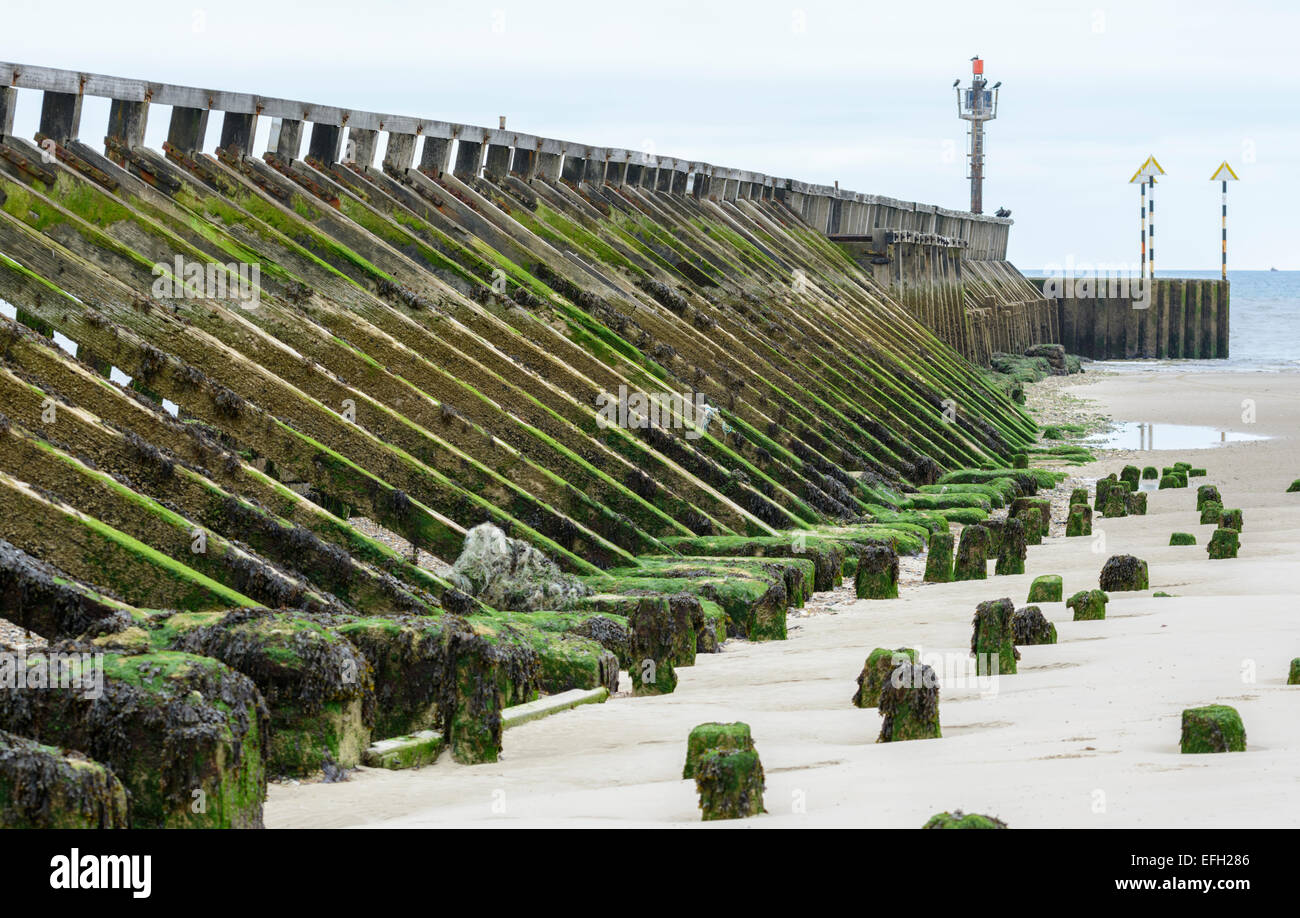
[833,232,1055,365]
[1027,278,1230,359]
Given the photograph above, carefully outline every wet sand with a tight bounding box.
[267,365,1300,828]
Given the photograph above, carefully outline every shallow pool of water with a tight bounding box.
[1085,422,1269,451]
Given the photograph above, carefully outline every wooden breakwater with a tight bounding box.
[1027,278,1230,359]
[834,233,1056,365]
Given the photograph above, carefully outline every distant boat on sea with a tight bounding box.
[1270,267,1279,271]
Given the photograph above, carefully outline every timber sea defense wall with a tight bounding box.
[833,232,1056,365]
[0,61,1055,821]
[1028,278,1230,360]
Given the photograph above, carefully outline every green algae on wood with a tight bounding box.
[682,721,755,779]
[1169,532,1196,546]
[1066,588,1108,621]
[694,748,766,820]
[627,595,693,695]
[1207,528,1240,559]
[953,524,990,581]
[923,532,954,583]
[1180,705,1246,753]
[971,598,1019,675]
[1099,554,1148,591]
[1066,503,1092,537]
[922,810,1008,829]
[855,544,899,599]
[0,729,130,828]
[0,650,268,828]
[1027,574,1063,603]
[1011,606,1057,645]
[877,661,941,741]
[994,517,1026,576]
[164,609,374,775]
[852,647,918,708]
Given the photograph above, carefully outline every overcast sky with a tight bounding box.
[3,0,1296,269]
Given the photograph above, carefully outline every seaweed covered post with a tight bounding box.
[1180,705,1246,753]
[1012,605,1057,645]
[1200,501,1224,524]
[1121,465,1141,488]
[1207,528,1240,559]
[1169,532,1196,546]
[971,598,1019,675]
[1219,508,1244,532]
[994,517,1027,576]
[1126,491,1148,515]
[1099,554,1149,591]
[627,596,693,695]
[0,730,130,828]
[855,544,900,600]
[0,649,269,828]
[1069,486,1089,507]
[922,810,1008,828]
[877,661,941,741]
[682,722,754,779]
[1066,588,1108,621]
[1016,505,1044,545]
[1094,476,1117,511]
[923,532,955,583]
[852,647,917,708]
[695,749,766,820]
[1066,503,1092,537]
[1197,485,1222,511]
[954,524,990,581]
[1288,659,1300,685]
[1027,574,1063,603]
[443,632,507,765]
[167,610,375,775]
[1102,487,1128,518]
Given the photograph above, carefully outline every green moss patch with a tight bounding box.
[1180,704,1246,753]
[1027,574,1063,603]
[923,810,1008,829]
[682,721,754,779]
[0,650,268,827]
[1066,588,1108,621]
[0,729,130,828]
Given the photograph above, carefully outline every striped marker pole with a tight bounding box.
[1210,162,1238,281]
[1221,179,1228,281]
[1140,180,1147,276]
[1148,175,1155,279]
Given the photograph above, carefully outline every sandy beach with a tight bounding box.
[266,364,1300,829]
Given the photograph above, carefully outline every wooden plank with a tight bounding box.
[1219,280,1231,358]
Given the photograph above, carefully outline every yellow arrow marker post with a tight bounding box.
[1131,156,1166,279]
[1211,161,1239,281]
